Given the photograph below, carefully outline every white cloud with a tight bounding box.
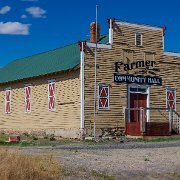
[26,7,46,18]
[0,6,11,14]
[21,14,27,19]
[0,22,30,35]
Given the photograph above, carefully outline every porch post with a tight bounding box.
[169,109,172,134]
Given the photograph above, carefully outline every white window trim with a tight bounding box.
[98,84,110,110]
[24,84,32,113]
[128,85,150,122]
[166,88,176,111]
[135,32,143,47]
[5,87,11,114]
[48,80,56,112]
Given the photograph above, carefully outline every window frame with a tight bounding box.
[135,32,143,47]
[5,87,11,114]
[24,84,32,113]
[166,88,176,111]
[48,79,56,112]
[98,84,110,110]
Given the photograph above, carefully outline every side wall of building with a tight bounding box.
[0,69,82,138]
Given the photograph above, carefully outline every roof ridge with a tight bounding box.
[7,42,78,64]
[6,34,109,65]
[0,34,109,84]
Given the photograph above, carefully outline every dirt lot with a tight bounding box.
[20,140,180,180]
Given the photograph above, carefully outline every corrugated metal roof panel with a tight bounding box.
[0,35,109,84]
[0,43,80,84]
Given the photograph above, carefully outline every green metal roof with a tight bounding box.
[98,35,109,44]
[0,35,108,84]
[0,43,80,84]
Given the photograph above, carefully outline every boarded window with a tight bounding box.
[166,88,176,110]
[123,50,133,64]
[25,85,32,112]
[5,88,11,114]
[98,84,110,110]
[48,80,56,111]
[135,33,143,46]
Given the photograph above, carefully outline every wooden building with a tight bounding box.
[0,19,179,138]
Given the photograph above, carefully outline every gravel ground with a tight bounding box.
[20,140,180,179]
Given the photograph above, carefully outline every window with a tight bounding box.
[25,85,32,112]
[130,86,147,93]
[5,88,11,114]
[98,84,110,110]
[48,80,56,111]
[135,33,143,46]
[166,88,176,110]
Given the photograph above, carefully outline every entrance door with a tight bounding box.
[126,93,147,136]
[130,93,147,122]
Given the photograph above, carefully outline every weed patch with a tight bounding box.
[0,150,62,180]
[92,170,115,180]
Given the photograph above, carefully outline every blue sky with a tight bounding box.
[0,0,180,67]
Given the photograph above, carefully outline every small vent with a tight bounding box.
[135,33,143,46]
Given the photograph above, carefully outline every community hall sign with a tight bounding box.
[114,60,162,85]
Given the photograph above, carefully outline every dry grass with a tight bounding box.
[0,149,62,180]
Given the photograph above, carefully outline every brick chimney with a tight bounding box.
[90,22,100,43]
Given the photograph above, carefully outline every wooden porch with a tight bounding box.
[124,108,180,137]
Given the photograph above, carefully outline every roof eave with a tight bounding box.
[0,65,80,86]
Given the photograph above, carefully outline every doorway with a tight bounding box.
[130,93,147,122]
[126,85,150,136]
